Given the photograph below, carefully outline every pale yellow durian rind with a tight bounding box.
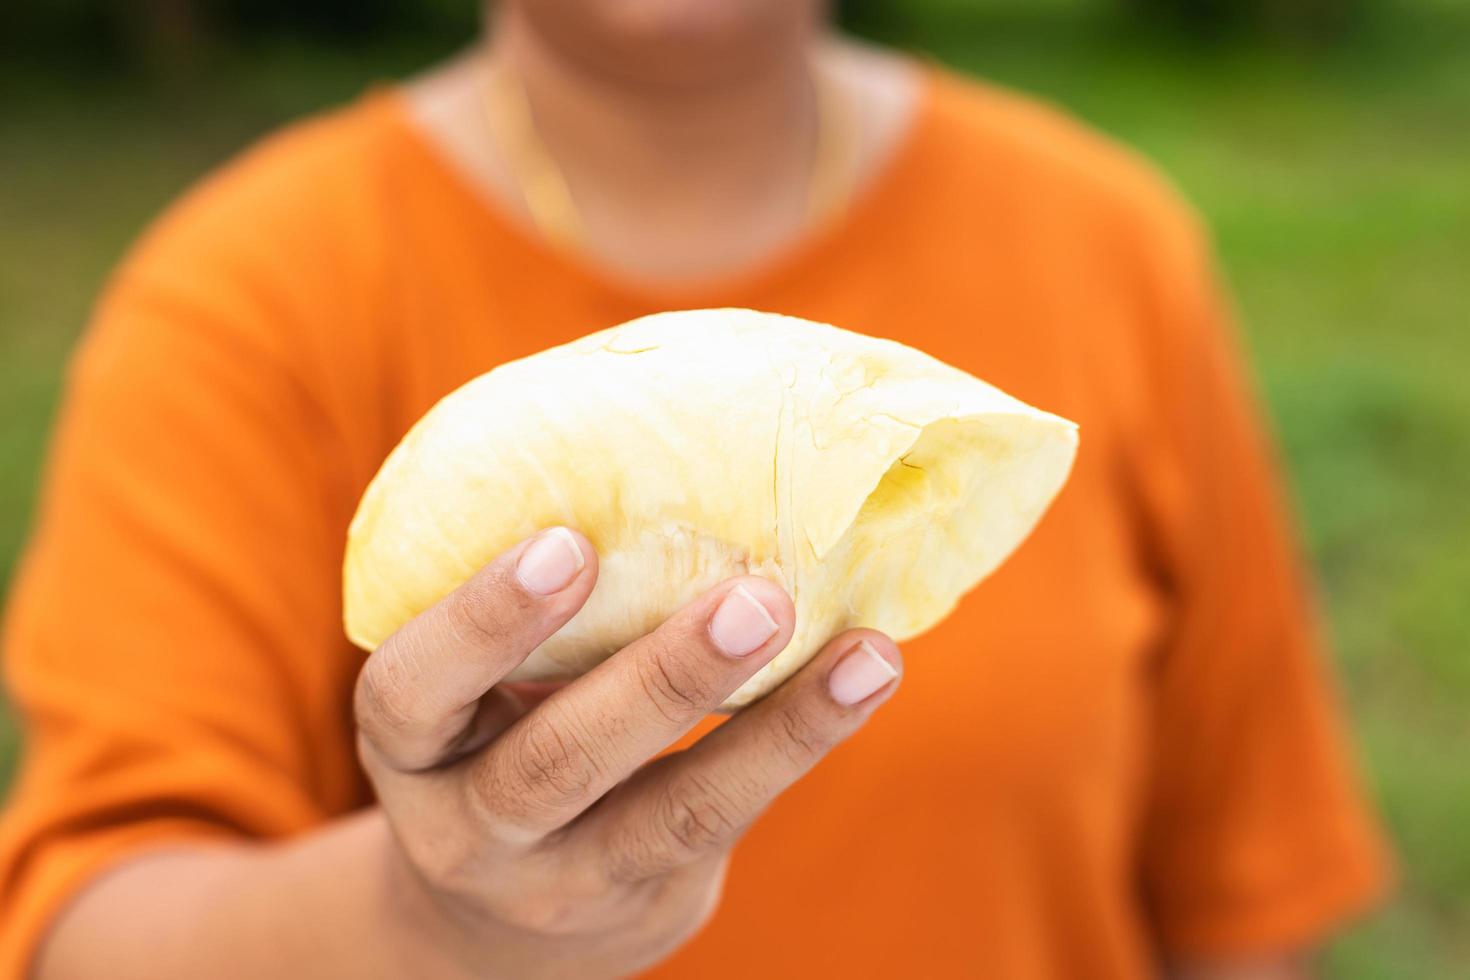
[344,309,1077,707]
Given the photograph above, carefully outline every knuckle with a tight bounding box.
[604,773,747,886]
[657,772,741,857]
[506,711,597,811]
[635,646,718,723]
[443,575,517,651]
[354,650,421,740]
[603,812,679,886]
[772,699,838,768]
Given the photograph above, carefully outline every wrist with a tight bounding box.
[364,815,485,980]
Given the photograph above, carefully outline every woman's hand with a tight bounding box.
[34,526,900,980]
[354,526,903,979]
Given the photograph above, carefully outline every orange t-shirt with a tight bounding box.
[0,66,1388,977]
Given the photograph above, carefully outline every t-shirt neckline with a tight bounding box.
[375,62,941,310]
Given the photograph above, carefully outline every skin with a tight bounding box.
[36,1,1316,975]
[407,2,918,284]
[40,528,903,978]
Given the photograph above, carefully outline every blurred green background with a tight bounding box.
[1,0,1467,974]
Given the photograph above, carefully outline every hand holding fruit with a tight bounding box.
[355,527,903,980]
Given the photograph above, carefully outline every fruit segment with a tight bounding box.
[344,308,1078,707]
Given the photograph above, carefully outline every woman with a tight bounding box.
[0,1,1389,977]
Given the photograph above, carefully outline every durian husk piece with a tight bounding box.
[344,309,1078,708]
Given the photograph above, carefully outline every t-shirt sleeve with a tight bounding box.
[0,185,367,974]
[1128,196,1394,957]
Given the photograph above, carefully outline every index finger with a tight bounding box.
[573,629,901,884]
[354,526,597,772]
[462,575,795,839]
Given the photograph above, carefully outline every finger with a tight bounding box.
[579,629,901,884]
[355,526,597,772]
[463,576,795,841]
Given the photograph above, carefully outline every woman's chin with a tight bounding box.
[512,0,817,86]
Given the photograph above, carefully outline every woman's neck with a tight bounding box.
[404,19,919,286]
[492,8,820,231]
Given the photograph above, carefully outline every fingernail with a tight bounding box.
[515,527,585,596]
[709,585,779,657]
[828,640,899,705]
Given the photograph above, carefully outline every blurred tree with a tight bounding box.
[1,0,475,71]
[833,0,920,44]
[1,0,1374,74]
[128,0,206,73]
[1119,0,1362,40]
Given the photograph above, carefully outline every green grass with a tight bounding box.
[2,10,1468,975]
